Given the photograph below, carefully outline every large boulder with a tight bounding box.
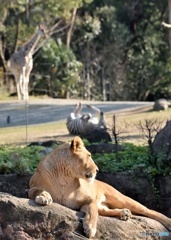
[0,173,171,218]
[0,193,170,240]
[152,120,171,164]
[153,99,169,111]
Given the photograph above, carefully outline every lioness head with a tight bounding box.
[70,136,99,182]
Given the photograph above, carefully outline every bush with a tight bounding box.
[93,143,149,173]
[0,145,44,174]
[0,142,170,176]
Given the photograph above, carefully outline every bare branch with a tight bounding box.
[48,20,63,36]
[33,23,70,55]
[137,119,164,152]
[112,115,129,142]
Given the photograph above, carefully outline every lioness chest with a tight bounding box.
[52,180,97,211]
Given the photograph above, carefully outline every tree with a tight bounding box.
[0,0,170,101]
[33,39,82,98]
[0,0,92,97]
[71,0,171,101]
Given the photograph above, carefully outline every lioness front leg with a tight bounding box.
[28,187,53,205]
[35,191,53,205]
[81,201,98,238]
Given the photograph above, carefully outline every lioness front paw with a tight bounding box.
[120,208,132,220]
[83,221,96,238]
[35,191,53,205]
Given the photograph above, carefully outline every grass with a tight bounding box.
[0,104,171,176]
[0,121,68,146]
[107,107,171,145]
[0,105,171,146]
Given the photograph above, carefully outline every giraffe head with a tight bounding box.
[38,24,48,38]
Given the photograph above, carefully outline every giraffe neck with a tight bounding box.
[22,30,42,56]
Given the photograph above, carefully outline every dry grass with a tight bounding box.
[108,106,171,145]
[0,106,171,146]
[0,121,68,146]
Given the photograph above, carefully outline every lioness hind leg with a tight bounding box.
[119,196,171,231]
[98,205,132,220]
[142,209,171,232]
[28,188,53,205]
[111,194,171,231]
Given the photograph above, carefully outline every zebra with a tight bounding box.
[86,104,108,129]
[66,102,108,136]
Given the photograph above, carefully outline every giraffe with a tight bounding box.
[7,24,48,100]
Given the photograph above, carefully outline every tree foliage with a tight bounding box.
[0,0,171,100]
[33,39,82,98]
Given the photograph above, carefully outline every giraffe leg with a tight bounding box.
[16,82,21,100]
[22,67,27,100]
[25,78,29,100]
[14,74,22,100]
[18,74,24,100]
[23,81,26,100]
[25,62,32,101]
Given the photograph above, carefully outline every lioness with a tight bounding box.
[29,136,171,238]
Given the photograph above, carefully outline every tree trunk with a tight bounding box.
[66,8,77,48]
[168,0,171,55]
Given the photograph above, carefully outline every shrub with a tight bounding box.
[93,143,149,173]
[0,142,170,176]
[0,145,44,174]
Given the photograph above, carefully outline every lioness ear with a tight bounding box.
[70,136,84,151]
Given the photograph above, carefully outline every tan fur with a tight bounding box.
[29,136,171,238]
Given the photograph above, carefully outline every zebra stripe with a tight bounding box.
[66,103,108,135]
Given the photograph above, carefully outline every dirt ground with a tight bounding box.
[0,104,170,146]
[106,106,170,146]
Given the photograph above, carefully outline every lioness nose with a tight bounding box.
[96,168,99,173]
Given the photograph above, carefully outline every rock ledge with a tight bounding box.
[0,193,170,240]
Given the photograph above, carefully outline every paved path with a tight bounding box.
[0,99,153,128]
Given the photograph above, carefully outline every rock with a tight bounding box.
[156,175,171,218]
[1,173,171,218]
[28,140,64,148]
[152,120,171,164]
[0,174,30,198]
[0,193,170,240]
[153,99,169,111]
[39,147,54,157]
[87,143,122,154]
[80,128,112,143]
